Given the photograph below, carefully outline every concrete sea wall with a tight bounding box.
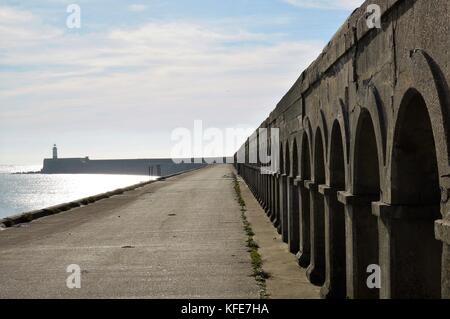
[235,0,450,299]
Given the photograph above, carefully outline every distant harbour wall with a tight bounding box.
[41,157,228,176]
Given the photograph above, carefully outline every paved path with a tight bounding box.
[238,176,320,299]
[0,165,259,298]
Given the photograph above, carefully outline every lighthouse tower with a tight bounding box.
[52,144,58,159]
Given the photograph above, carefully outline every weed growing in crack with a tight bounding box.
[232,172,270,298]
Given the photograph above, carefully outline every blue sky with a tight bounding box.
[0,0,364,165]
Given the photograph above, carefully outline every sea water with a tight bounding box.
[0,165,155,219]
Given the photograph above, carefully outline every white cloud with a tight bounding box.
[283,0,365,10]
[128,4,148,12]
[0,6,62,48]
[0,5,324,162]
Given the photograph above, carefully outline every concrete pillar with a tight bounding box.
[267,173,273,217]
[253,167,257,196]
[319,185,346,299]
[260,172,264,207]
[338,192,379,299]
[265,174,269,213]
[305,180,325,285]
[249,167,253,191]
[269,174,276,222]
[436,219,450,298]
[287,176,299,254]
[270,174,274,218]
[258,169,266,211]
[243,164,252,190]
[372,202,443,299]
[252,169,256,196]
[263,173,268,212]
[255,169,258,195]
[266,174,270,214]
[250,167,253,189]
[295,177,310,268]
[280,174,289,243]
[274,174,281,233]
[256,169,261,202]
[251,167,255,194]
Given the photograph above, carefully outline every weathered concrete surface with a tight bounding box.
[237,174,320,299]
[236,0,450,298]
[0,165,259,299]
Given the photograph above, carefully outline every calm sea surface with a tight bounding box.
[0,165,155,219]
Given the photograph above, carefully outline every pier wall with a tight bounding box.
[42,158,210,176]
[235,0,450,299]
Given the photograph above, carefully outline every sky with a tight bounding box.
[0,0,364,165]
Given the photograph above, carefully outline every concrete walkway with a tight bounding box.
[237,174,320,299]
[0,165,259,298]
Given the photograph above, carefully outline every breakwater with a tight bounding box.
[41,157,214,176]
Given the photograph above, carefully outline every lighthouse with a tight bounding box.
[52,144,58,159]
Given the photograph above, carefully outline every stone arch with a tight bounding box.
[268,126,277,225]
[245,138,250,164]
[367,85,388,165]
[351,85,388,174]
[391,89,442,205]
[279,141,284,174]
[351,108,381,299]
[287,139,299,253]
[387,88,442,298]
[273,140,284,233]
[298,131,311,267]
[300,132,312,187]
[285,141,291,176]
[281,141,290,242]
[290,138,300,255]
[330,121,346,189]
[324,120,347,298]
[408,50,450,167]
[314,127,326,188]
[318,109,329,165]
[307,127,326,285]
[389,49,450,208]
[336,98,351,166]
[292,138,299,178]
[353,109,382,196]
[302,116,313,168]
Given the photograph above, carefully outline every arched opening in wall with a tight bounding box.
[265,129,270,202]
[293,140,299,180]
[390,89,442,298]
[285,142,291,176]
[275,142,284,233]
[268,135,271,172]
[245,140,249,164]
[353,109,380,299]
[281,143,291,243]
[279,142,284,175]
[268,133,274,219]
[328,122,347,298]
[308,130,326,285]
[289,139,300,254]
[299,133,311,267]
